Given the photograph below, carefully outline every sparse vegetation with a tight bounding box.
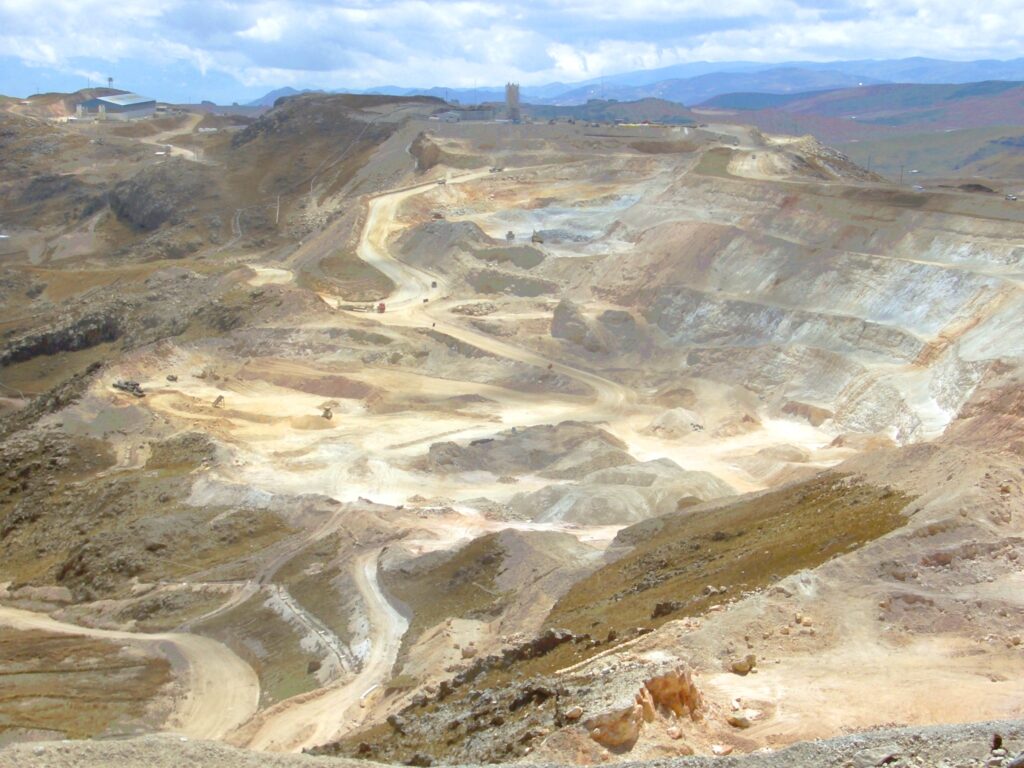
[326,474,913,764]
[0,628,171,742]
[0,80,1019,765]
[199,600,322,706]
[275,534,356,647]
[0,431,291,597]
[547,474,912,637]
[382,534,509,668]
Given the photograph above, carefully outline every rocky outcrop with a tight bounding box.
[427,421,633,478]
[110,159,212,230]
[410,132,441,173]
[597,309,642,347]
[472,246,545,270]
[0,306,126,366]
[395,220,494,272]
[782,400,834,426]
[315,629,701,765]
[0,362,102,439]
[467,268,558,297]
[584,665,703,749]
[552,299,605,353]
[19,173,104,217]
[509,459,734,525]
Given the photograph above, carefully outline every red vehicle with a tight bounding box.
[377,302,386,313]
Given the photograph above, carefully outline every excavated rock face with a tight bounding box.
[410,132,442,173]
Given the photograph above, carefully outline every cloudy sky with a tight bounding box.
[1,0,1022,102]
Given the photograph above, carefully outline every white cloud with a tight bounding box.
[238,17,288,43]
[1,0,1022,93]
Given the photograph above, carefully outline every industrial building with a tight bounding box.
[78,92,156,120]
[434,107,496,122]
[505,82,521,122]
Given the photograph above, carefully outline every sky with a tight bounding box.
[1,0,1023,103]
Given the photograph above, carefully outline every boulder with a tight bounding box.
[730,654,757,675]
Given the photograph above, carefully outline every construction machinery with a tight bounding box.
[112,379,145,398]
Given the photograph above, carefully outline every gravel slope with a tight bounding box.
[3,720,1023,768]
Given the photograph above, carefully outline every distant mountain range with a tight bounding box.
[248,57,1024,108]
[699,80,1024,144]
[544,68,885,106]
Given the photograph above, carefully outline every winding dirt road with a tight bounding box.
[140,113,208,162]
[0,165,823,755]
[240,551,408,752]
[330,167,811,494]
[335,169,632,412]
[0,604,259,740]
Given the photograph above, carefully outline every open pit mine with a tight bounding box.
[0,92,1022,768]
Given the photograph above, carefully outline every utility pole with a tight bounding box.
[899,164,904,186]
[275,195,281,226]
